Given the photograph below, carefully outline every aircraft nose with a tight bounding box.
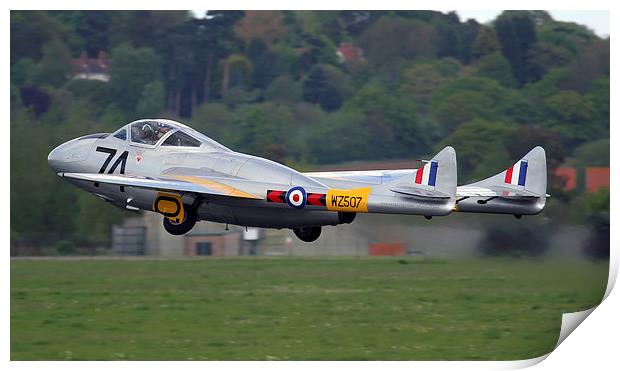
[47,143,66,173]
[47,138,91,173]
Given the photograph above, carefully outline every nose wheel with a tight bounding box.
[292,226,322,242]
[162,204,198,235]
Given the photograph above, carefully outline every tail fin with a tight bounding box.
[428,146,457,199]
[389,146,457,201]
[468,146,547,196]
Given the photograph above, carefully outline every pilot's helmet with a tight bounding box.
[141,123,154,139]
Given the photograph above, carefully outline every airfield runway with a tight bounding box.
[10,256,607,360]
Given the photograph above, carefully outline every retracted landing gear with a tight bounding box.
[163,204,198,235]
[292,226,322,242]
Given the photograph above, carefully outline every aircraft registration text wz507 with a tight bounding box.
[332,195,361,208]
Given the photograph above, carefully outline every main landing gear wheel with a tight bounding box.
[163,204,198,235]
[292,226,322,242]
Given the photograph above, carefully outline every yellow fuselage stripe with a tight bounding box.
[172,175,261,199]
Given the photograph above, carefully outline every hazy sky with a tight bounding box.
[457,10,609,37]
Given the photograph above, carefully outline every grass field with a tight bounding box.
[11,257,608,360]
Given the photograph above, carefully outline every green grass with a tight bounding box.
[11,257,608,360]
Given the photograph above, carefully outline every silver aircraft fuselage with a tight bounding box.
[47,120,456,231]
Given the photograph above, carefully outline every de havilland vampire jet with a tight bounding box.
[48,119,548,242]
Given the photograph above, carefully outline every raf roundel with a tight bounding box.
[286,186,307,209]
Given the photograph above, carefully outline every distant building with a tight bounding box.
[554,166,609,193]
[554,167,577,191]
[368,243,405,256]
[112,212,263,256]
[336,43,363,63]
[71,51,110,82]
[585,167,610,193]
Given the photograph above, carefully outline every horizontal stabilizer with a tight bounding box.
[390,186,451,199]
[457,185,539,198]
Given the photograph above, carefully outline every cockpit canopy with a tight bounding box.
[130,121,175,146]
[111,119,230,152]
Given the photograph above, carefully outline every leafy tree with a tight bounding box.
[310,109,368,163]
[573,139,609,168]
[155,11,244,116]
[494,11,538,85]
[10,11,66,64]
[19,86,51,117]
[581,188,610,260]
[191,102,238,147]
[343,82,430,159]
[54,240,77,255]
[436,119,514,181]
[323,64,354,99]
[474,52,517,87]
[136,80,166,117]
[435,57,462,77]
[10,83,22,113]
[11,58,37,86]
[31,39,73,88]
[436,15,479,63]
[338,11,385,37]
[265,75,302,104]
[302,65,343,111]
[430,77,528,132]
[537,21,597,56]
[543,90,597,144]
[108,44,161,114]
[235,11,286,47]
[526,41,573,80]
[235,103,296,162]
[11,108,81,246]
[74,192,129,246]
[108,11,189,49]
[65,79,109,113]
[357,16,438,76]
[568,38,610,92]
[74,11,112,55]
[399,63,448,109]
[220,87,260,107]
[293,34,338,77]
[471,26,500,60]
[525,67,575,99]
[322,14,345,45]
[48,10,115,56]
[250,43,290,90]
[221,54,253,94]
[583,188,610,214]
[586,76,610,135]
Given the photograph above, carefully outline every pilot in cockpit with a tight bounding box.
[153,122,171,140]
[139,122,171,144]
[140,123,154,142]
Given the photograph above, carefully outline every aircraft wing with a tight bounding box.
[59,172,262,199]
[304,169,413,185]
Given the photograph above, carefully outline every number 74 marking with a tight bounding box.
[96,146,128,174]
